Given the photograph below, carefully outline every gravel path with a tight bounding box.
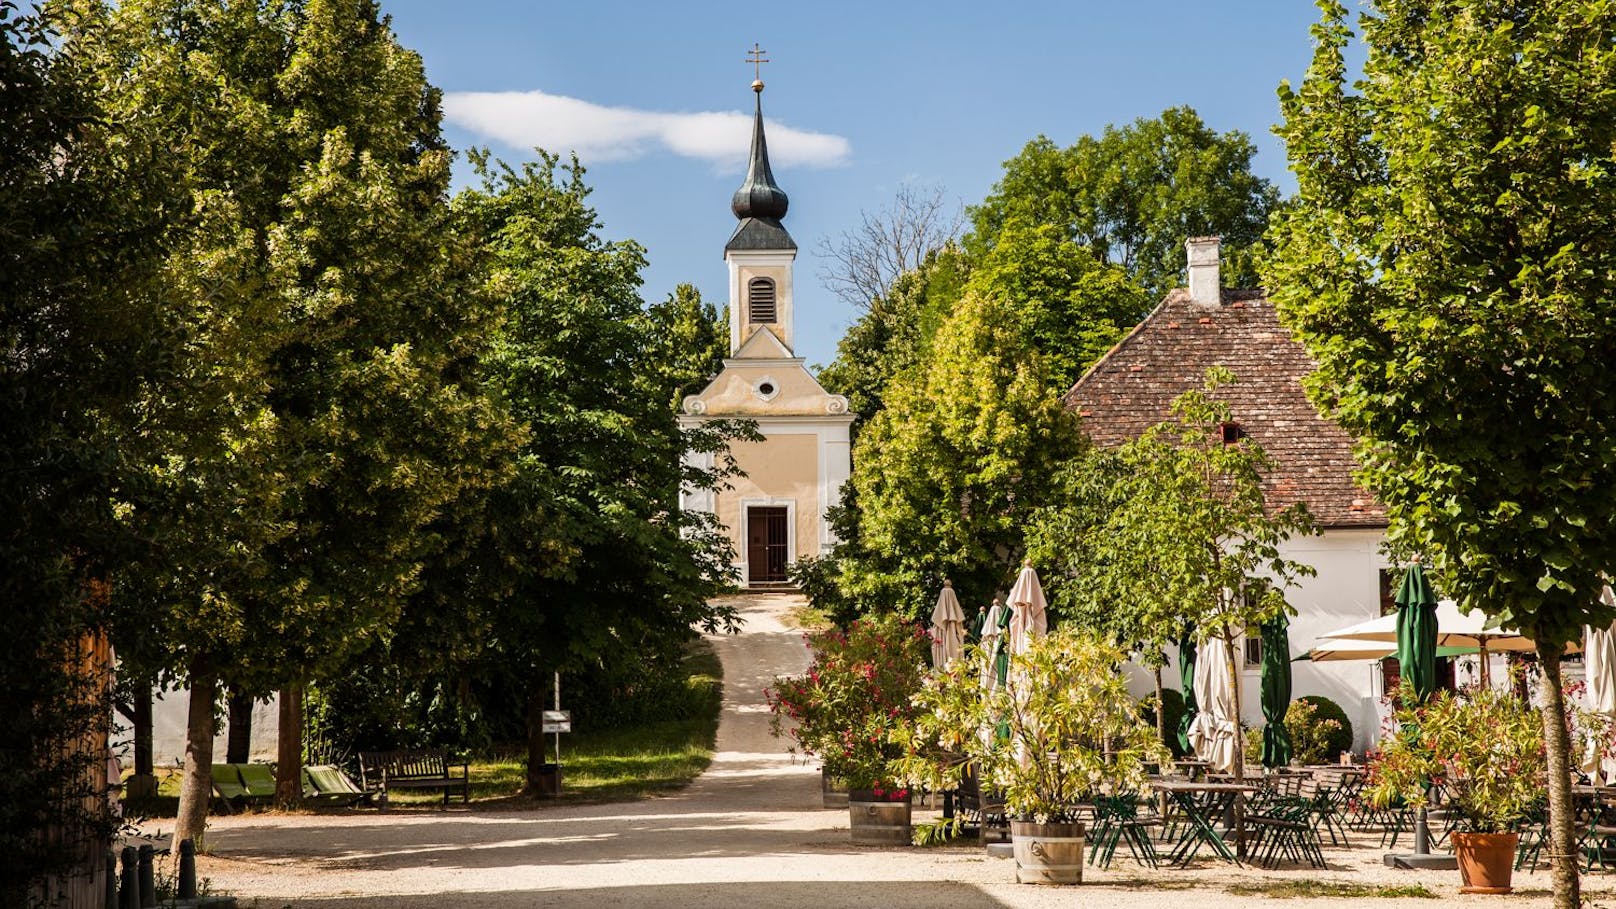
[176,594,1595,908]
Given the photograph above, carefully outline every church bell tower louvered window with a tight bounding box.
[748,277,777,324]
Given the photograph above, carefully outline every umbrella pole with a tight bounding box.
[1479,639,1489,690]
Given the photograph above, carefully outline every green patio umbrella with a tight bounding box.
[1395,564,1439,704]
[1176,630,1198,755]
[1259,613,1294,768]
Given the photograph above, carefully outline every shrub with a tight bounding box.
[1293,695,1353,761]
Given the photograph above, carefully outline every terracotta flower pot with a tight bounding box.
[1452,831,1519,895]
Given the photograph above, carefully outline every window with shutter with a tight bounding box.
[748,278,777,323]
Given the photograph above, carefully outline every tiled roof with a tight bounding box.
[1062,288,1386,529]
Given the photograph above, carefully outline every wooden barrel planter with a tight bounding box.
[1011,820,1086,884]
[821,769,849,808]
[1453,831,1518,894]
[848,791,912,845]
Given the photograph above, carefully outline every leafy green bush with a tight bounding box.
[1139,687,1187,757]
[1293,695,1353,762]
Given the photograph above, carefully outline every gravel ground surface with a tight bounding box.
[150,594,1613,908]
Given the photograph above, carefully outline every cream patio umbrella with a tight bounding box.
[978,598,1007,692]
[1317,599,1554,689]
[930,580,967,669]
[1583,587,1616,783]
[1006,561,1048,657]
[1187,636,1239,773]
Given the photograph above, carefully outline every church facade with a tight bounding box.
[678,80,853,587]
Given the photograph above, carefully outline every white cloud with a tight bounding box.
[442,89,851,170]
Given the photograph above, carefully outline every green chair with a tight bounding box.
[302,764,370,807]
[210,763,249,809]
[236,763,278,802]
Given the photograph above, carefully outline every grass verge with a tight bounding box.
[129,638,724,814]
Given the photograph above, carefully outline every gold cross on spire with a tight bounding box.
[745,43,769,91]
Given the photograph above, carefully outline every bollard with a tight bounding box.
[177,838,197,899]
[119,847,138,909]
[104,850,118,909]
[137,844,155,907]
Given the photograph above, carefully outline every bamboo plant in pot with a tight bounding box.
[893,629,1170,883]
[1364,684,1546,894]
[766,614,932,845]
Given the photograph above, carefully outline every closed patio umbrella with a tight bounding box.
[1187,636,1238,773]
[1395,564,1439,704]
[1259,613,1293,768]
[1005,561,1048,657]
[978,598,1006,692]
[1177,631,1198,755]
[1584,587,1616,783]
[930,580,966,669]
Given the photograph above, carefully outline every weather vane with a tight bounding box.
[745,43,769,91]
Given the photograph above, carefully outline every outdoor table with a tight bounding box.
[1154,780,1260,866]
[1173,759,1211,781]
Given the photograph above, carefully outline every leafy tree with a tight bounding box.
[840,290,1084,619]
[451,152,742,792]
[69,0,497,841]
[643,282,727,408]
[1032,369,1315,796]
[0,2,171,899]
[1266,2,1616,902]
[969,106,1280,298]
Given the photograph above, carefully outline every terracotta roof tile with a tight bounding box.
[1063,288,1387,529]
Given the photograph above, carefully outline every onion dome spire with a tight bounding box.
[731,82,789,222]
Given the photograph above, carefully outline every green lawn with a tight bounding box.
[130,639,724,813]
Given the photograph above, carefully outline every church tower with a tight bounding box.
[679,63,854,587]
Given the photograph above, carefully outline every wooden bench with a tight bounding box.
[358,750,470,805]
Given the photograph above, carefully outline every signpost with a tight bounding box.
[542,673,569,795]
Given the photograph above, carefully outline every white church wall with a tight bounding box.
[114,687,281,767]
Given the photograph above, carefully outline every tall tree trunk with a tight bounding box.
[525,692,547,795]
[224,687,252,764]
[127,684,156,799]
[172,666,217,857]
[1223,627,1245,860]
[1538,642,1579,909]
[275,684,303,807]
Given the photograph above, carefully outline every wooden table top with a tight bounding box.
[1153,780,1262,793]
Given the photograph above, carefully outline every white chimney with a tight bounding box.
[1186,236,1221,305]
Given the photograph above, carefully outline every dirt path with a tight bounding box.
[179,594,1581,909]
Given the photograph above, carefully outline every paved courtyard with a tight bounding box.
[160,594,1606,908]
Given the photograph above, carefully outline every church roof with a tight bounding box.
[726,85,795,252]
[1063,288,1386,529]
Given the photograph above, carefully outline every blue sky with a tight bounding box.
[383,0,1329,368]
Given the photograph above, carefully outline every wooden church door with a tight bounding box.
[747,507,789,583]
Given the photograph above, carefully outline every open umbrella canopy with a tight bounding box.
[1297,641,1475,662]
[1259,614,1293,768]
[929,580,966,669]
[1319,599,1543,651]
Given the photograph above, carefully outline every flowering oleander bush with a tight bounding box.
[765,614,932,791]
[890,628,1170,825]
[1288,697,1349,765]
[1363,683,1545,833]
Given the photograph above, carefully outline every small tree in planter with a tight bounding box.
[766,614,932,843]
[1364,684,1546,894]
[893,629,1170,882]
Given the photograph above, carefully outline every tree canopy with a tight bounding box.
[1265,2,1616,903]
[969,106,1280,298]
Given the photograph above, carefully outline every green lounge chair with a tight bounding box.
[302,764,369,807]
[236,763,277,802]
[210,764,248,806]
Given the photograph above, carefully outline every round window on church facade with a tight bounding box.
[755,378,779,401]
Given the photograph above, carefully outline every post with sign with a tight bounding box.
[537,672,570,797]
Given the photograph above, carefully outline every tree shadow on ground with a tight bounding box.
[239,879,1011,909]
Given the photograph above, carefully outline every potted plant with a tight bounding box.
[1363,684,1545,894]
[766,614,932,845]
[893,629,1170,883]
